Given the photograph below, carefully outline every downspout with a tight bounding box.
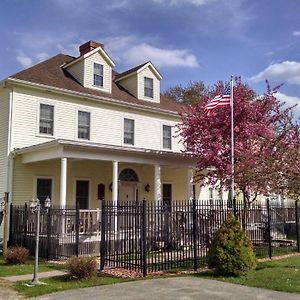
[3,86,14,251]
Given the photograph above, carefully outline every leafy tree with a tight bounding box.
[163,80,206,105]
[179,78,300,213]
[207,213,257,276]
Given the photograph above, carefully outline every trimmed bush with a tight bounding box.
[65,256,97,279]
[207,213,257,276]
[4,246,29,264]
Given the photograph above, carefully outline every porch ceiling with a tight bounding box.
[15,139,197,167]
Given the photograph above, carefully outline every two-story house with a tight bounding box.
[0,40,204,220]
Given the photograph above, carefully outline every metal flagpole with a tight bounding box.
[230,76,236,216]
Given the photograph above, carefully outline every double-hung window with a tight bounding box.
[124,118,134,145]
[93,63,103,87]
[78,111,90,140]
[163,125,172,149]
[144,77,153,98]
[39,104,54,135]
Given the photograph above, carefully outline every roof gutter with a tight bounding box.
[6,77,180,119]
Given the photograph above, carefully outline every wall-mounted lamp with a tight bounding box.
[145,184,150,193]
[109,182,113,192]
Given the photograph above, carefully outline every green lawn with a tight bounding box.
[14,275,131,298]
[0,256,65,277]
[195,255,300,293]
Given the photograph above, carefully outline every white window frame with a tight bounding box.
[36,101,56,138]
[74,178,91,209]
[162,124,172,150]
[77,109,91,140]
[93,62,104,88]
[144,77,154,99]
[33,176,55,202]
[123,117,135,146]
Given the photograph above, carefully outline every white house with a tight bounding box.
[0,40,207,213]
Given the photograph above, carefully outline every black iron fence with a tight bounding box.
[9,199,300,276]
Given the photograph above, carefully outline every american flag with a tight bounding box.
[204,83,231,117]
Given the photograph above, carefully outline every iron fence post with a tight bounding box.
[295,200,299,253]
[46,206,51,260]
[8,202,13,247]
[192,198,198,271]
[23,203,28,248]
[141,199,147,277]
[267,199,272,259]
[75,202,80,257]
[100,200,106,271]
[233,197,237,219]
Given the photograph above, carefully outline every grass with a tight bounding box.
[0,256,65,277]
[195,255,300,293]
[14,274,131,298]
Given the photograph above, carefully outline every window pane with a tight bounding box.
[144,77,153,98]
[124,119,134,145]
[94,63,103,87]
[39,104,54,135]
[78,111,90,140]
[163,125,172,149]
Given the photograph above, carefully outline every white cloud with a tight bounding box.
[152,0,216,5]
[16,53,33,68]
[293,31,300,36]
[250,61,300,85]
[36,52,49,62]
[104,36,199,68]
[124,43,199,68]
[276,92,300,117]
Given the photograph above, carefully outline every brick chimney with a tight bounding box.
[79,41,104,56]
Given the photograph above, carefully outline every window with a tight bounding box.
[124,118,134,145]
[36,178,52,206]
[119,168,139,182]
[78,111,90,140]
[144,77,153,98]
[39,104,54,135]
[93,63,103,87]
[163,125,172,149]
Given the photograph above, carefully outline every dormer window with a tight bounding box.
[93,63,103,87]
[144,77,153,98]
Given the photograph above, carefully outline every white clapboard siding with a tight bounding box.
[138,67,160,103]
[67,59,85,86]
[0,89,9,196]
[117,75,138,98]
[10,87,183,153]
[84,51,112,93]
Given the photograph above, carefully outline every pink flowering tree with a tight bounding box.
[179,78,300,210]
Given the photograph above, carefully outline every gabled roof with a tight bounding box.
[63,46,115,68]
[115,61,163,81]
[8,54,183,114]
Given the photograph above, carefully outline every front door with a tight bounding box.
[76,180,89,209]
[119,182,138,202]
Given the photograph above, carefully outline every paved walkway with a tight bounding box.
[0,278,24,300]
[4,270,68,282]
[34,277,300,300]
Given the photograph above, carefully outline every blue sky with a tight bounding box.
[1,0,300,114]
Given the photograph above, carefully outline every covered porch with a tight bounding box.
[13,139,197,208]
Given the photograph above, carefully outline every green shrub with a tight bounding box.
[4,246,29,264]
[207,213,257,276]
[65,256,97,279]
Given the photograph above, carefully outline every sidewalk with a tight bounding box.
[33,277,300,300]
[4,270,68,283]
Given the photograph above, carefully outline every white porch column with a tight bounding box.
[154,165,161,203]
[60,158,67,207]
[112,161,119,205]
[187,168,194,202]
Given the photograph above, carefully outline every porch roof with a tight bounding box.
[15,139,197,167]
